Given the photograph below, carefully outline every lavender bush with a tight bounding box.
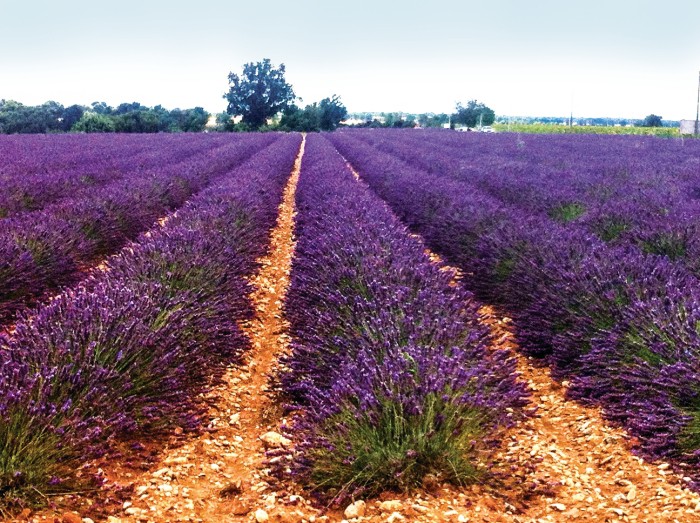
[327,131,700,485]
[347,129,700,276]
[0,133,279,325]
[278,134,528,503]
[0,134,301,510]
[0,133,234,218]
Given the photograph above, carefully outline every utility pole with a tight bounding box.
[569,91,574,127]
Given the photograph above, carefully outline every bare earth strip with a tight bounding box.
[19,134,324,523]
[96,135,334,523]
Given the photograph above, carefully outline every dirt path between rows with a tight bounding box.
[97,135,325,523]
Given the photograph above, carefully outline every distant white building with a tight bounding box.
[341,117,368,126]
[680,120,699,135]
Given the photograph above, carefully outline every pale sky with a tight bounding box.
[2,0,699,119]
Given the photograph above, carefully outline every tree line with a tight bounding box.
[1,58,498,134]
[220,59,495,131]
[345,101,495,129]
[0,100,211,134]
[220,58,348,132]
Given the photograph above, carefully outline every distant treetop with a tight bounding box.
[641,114,663,127]
[453,100,495,128]
[224,59,296,130]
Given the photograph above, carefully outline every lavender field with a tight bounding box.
[329,129,700,480]
[2,130,700,516]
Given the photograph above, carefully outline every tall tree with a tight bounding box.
[318,95,347,131]
[453,100,495,128]
[60,105,85,131]
[641,114,663,127]
[224,59,296,129]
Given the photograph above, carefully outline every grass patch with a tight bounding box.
[306,393,487,501]
[678,409,700,452]
[548,202,586,223]
[639,233,687,260]
[594,217,631,242]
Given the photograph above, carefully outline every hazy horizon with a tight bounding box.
[3,1,699,121]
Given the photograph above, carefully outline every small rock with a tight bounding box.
[106,518,122,523]
[164,456,188,465]
[231,499,251,516]
[220,480,243,497]
[276,512,302,523]
[421,473,441,492]
[255,508,269,522]
[82,519,95,523]
[387,512,405,523]
[62,513,82,523]
[344,500,367,519]
[260,431,291,449]
[379,500,402,512]
[550,503,566,511]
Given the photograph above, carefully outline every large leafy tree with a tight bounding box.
[279,95,348,132]
[318,95,347,131]
[641,114,663,127]
[453,100,495,128]
[224,59,296,129]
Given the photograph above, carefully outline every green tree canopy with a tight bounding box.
[453,100,495,128]
[279,103,321,132]
[0,100,209,134]
[224,59,296,129]
[318,95,347,131]
[641,114,663,127]
[72,112,116,133]
[278,95,348,132]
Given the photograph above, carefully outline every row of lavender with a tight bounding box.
[0,133,277,325]
[0,134,301,508]
[0,134,235,218]
[327,132,700,485]
[352,129,700,274]
[275,134,528,503]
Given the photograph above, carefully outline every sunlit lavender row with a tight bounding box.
[0,134,300,507]
[275,134,528,503]
[350,129,700,274]
[328,129,700,486]
[0,133,278,325]
[0,134,234,217]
